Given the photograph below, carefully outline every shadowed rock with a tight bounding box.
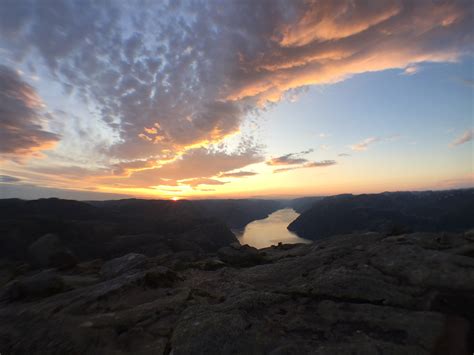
[0,231,473,354]
[100,253,147,279]
[28,234,77,269]
[218,243,263,267]
[1,270,65,302]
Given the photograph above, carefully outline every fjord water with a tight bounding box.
[234,208,311,249]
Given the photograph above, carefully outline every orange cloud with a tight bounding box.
[219,171,257,178]
[0,66,60,158]
[179,177,228,188]
[279,0,401,46]
[226,1,470,104]
[105,145,263,189]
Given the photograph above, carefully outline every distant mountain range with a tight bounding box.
[288,189,474,240]
[0,198,280,264]
[1,189,473,264]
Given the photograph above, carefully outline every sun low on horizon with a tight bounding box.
[0,0,473,201]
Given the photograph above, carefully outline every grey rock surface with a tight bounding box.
[100,253,147,279]
[218,244,263,266]
[0,232,473,354]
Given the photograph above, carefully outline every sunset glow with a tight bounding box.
[0,0,472,200]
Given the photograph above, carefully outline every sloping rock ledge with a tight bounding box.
[0,231,473,354]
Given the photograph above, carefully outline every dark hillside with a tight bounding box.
[288,189,474,240]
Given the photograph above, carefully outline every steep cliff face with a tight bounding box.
[1,231,473,354]
[288,189,474,240]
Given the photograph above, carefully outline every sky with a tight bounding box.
[0,0,473,200]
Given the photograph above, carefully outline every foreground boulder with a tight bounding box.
[28,234,77,269]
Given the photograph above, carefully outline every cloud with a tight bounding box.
[450,129,473,147]
[0,65,60,158]
[150,146,263,181]
[219,171,257,178]
[338,153,351,157]
[351,135,401,151]
[179,178,228,187]
[120,145,263,188]
[6,140,263,191]
[111,158,161,176]
[267,149,313,166]
[0,0,472,191]
[273,159,336,173]
[226,1,472,103]
[305,160,337,168]
[351,137,381,151]
[158,188,183,193]
[273,166,299,174]
[0,175,21,183]
[0,1,250,163]
[0,183,131,200]
[267,155,308,166]
[2,1,471,157]
[31,165,108,179]
[403,65,419,75]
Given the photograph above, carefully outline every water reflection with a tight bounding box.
[234,208,312,249]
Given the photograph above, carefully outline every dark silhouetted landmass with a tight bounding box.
[288,196,325,213]
[192,199,282,229]
[0,192,473,353]
[0,198,279,264]
[288,189,474,240]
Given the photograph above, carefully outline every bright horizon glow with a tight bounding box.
[0,1,472,200]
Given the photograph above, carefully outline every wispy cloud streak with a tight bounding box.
[273,160,336,173]
[351,137,380,151]
[450,129,473,147]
